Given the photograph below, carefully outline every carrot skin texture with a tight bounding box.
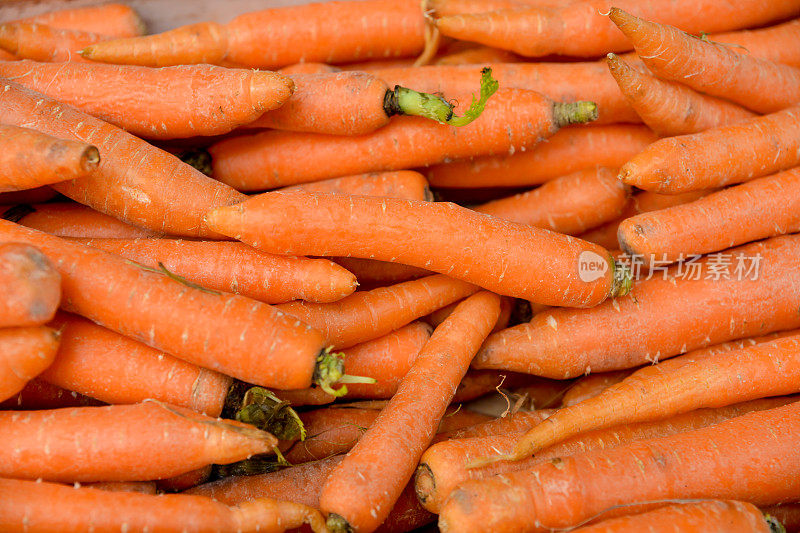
[320,292,501,532]
[0,242,60,327]
[0,78,246,238]
[0,124,99,192]
[0,61,294,140]
[330,257,431,287]
[0,221,327,390]
[438,401,800,533]
[711,18,800,68]
[562,369,634,406]
[0,326,60,402]
[283,171,432,201]
[6,202,156,239]
[208,191,621,307]
[474,234,800,378]
[0,23,104,63]
[0,378,103,410]
[16,3,145,37]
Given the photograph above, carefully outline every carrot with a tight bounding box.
[618,167,800,264]
[0,60,294,140]
[85,481,158,495]
[0,124,99,193]
[17,3,145,38]
[610,8,800,114]
[40,312,231,417]
[619,106,800,194]
[0,326,60,402]
[474,167,628,235]
[562,369,635,407]
[209,88,597,189]
[329,258,431,287]
[438,401,800,533]
[473,234,800,379]
[434,0,800,58]
[436,45,521,65]
[0,48,14,60]
[450,370,541,404]
[0,378,102,410]
[570,500,779,533]
[430,0,525,16]
[279,62,341,75]
[0,23,108,63]
[207,191,630,307]
[272,387,339,407]
[81,0,426,69]
[70,237,357,304]
[0,242,60,327]
[764,504,800,533]
[0,402,276,482]
[443,409,555,440]
[711,18,800,69]
[320,291,501,533]
[156,466,213,493]
[0,477,328,533]
[283,171,432,201]
[0,220,337,393]
[426,125,656,188]
[417,397,794,513]
[3,202,155,239]
[509,379,571,410]
[0,185,54,204]
[606,53,755,136]
[0,79,246,238]
[428,296,513,333]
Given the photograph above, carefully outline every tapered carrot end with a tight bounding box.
[250,71,296,114]
[607,8,645,40]
[0,24,20,55]
[415,463,436,505]
[203,205,242,238]
[80,146,101,172]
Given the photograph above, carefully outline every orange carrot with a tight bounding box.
[81,0,426,69]
[0,220,335,392]
[0,60,294,139]
[474,167,628,235]
[0,477,328,533]
[0,23,107,63]
[279,62,341,75]
[763,504,800,533]
[210,89,597,189]
[436,45,521,65]
[438,401,800,533]
[0,124,99,192]
[17,3,145,38]
[443,409,555,440]
[430,0,525,16]
[619,106,800,194]
[474,234,800,378]
[711,18,800,68]
[0,378,102,410]
[41,312,231,416]
[1,188,60,208]
[156,466,213,493]
[0,402,276,482]
[428,295,514,334]
[426,125,656,188]
[0,326,60,402]
[509,378,571,410]
[0,242,60,327]
[0,78,246,238]
[85,481,158,495]
[562,369,635,406]
[71,237,357,304]
[283,171,432,201]
[3,203,155,239]
[329,258,431,287]
[618,167,800,263]
[606,53,755,136]
[0,48,14,60]
[320,292,501,533]
[450,370,542,404]
[611,8,800,114]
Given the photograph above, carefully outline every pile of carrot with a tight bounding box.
[1,1,799,532]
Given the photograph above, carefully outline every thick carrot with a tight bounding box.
[0,124,99,192]
[618,168,800,263]
[438,401,800,533]
[283,171,432,201]
[40,312,231,417]
[0,23,107,63]
[562,369,634,406]
[0,60,294,139]
[610,8,800,114]
[70,237,357,304]
[209,89,597,189]
[208,191,630,306]
[711,18,800,68]
[417,397,794,513]
[17,3,145,38]
[619,106,800,194]
[0,326,60,402]
[320,292,501,533]
[81,0,425,69]
[0,477,328,533]
[0,220,334,392]
[606,53,755,136]
[474,167,628,235]
[0,378,102,410]
[329,258,431,287]
[3,202,155,239]
[0,242,60,327]
[426,125,656,188]
[0,78,246,238]
[474,234,800,378]
[434,0,800,58]
[0,402,276,482]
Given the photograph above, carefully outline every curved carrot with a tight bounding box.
[606,53,755,136]
[0,124,99,192]
[17,3,145,37]
[0,326,60,402]
[438,401,800,533]
[0,60,294,139]
[711,18,800,68]
[619,106,800,194]
[320,292,501,533]
[562,369,634,407]
[0,378,102,410]
[283,170,432,201]
[71,237,357,304]
[0,23,107,63]
[207,191,630,307]
[330,258,431,287]
[426,125,656,188]
[3,203,155,239]
[474,234,800,378]
[0,242,60,327]
[0,220,334,392]
[610,8,800,114]
[210,89,597,189]
[474,167,628,235]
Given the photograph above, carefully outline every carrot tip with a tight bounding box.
[313,349,349,397]
[765,514,787,533]
[553,100,598,127]
[235,387,306,441]
[327,513,354,533]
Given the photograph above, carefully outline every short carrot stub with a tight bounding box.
[0,242,60,328]
[0,326,60,403]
